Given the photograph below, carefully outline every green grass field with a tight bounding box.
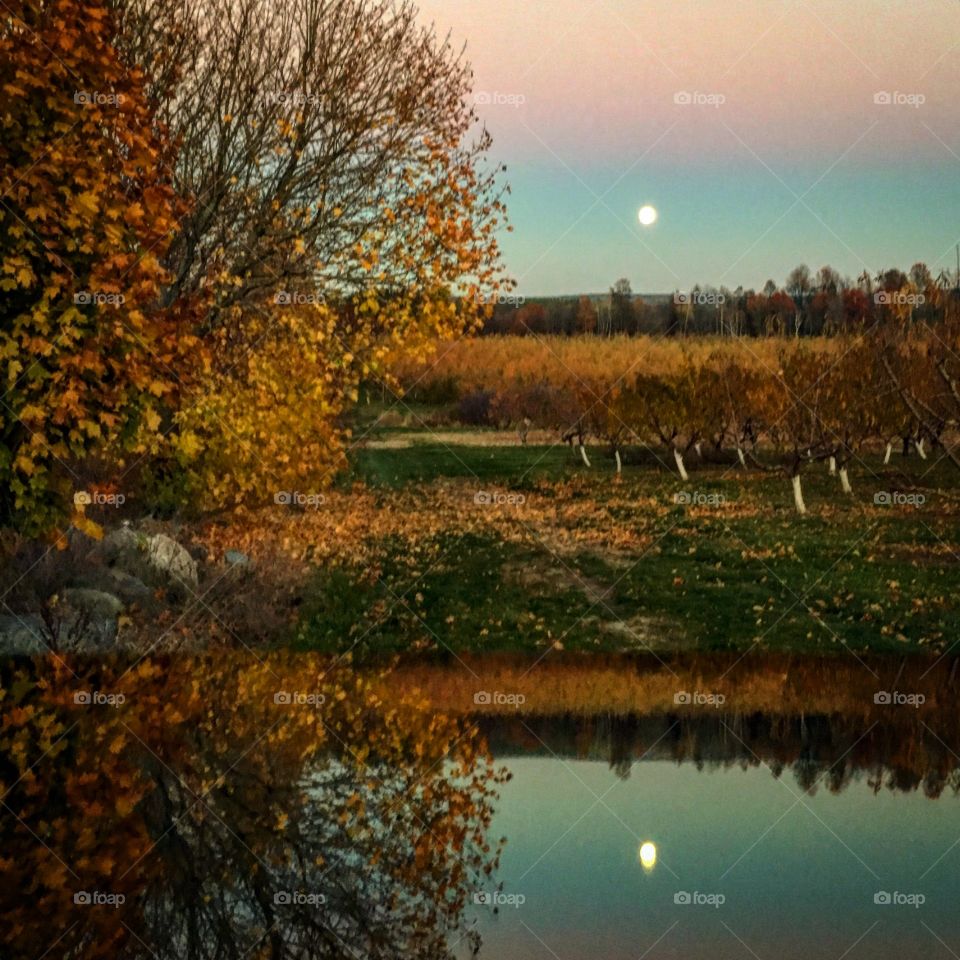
[298,425,960,659]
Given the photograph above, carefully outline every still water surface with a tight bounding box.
[1,652,958,958]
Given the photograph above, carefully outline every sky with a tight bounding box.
[416,0,960,296]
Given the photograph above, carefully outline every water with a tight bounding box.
[466,723,960,958]
[1,652,958,958]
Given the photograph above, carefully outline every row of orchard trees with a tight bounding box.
[393,320,960,513]
[0,0,508,534]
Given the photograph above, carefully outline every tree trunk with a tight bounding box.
[884,442,892,465]
[839,466,852,494]
[916,438,927,460]
[737,446,747,468]
[614,449,622,474]
[828,455,836,475]
[673,447,689,481]
[792,474,807,515]
[579,444,591,467]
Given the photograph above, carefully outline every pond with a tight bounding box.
[1,652,958,958]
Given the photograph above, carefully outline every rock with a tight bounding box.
[104,569,153,605]
[147,534,198,593]
[224,549,250,567]
[0,614,48,656]
[58,589,124,647]
[62,588,124,620]
[95,527,198,599]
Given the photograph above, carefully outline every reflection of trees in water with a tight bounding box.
[483,710,960,798]
[0,656,506,959]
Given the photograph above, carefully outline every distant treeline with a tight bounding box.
[484,263,959,337]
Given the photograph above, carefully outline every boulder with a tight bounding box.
[59,588,124,647]
[146,534,198,593]
[0,615,48,656]
[95,527,198,599]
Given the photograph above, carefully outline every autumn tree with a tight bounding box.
[115,0,510,507]
[0,0,191,532]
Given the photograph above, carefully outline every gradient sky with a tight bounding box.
[416,0,960,296]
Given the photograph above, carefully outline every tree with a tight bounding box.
[0,0,193,533]
[114,0,510,508]
[609,278,634,334]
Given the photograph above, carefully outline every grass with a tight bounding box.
[299,428,960,658]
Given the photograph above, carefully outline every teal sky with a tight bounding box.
[418,0,960,295]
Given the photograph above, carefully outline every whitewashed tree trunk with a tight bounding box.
[792,474,807,515]
[579,444,591,468]
[839,466,852,494]
[737,446,747,468]
[673,447,689,481]
[884,442,892,464]
[694,442,702,458]
[614,449,622,474]
[916,438,927,460]
[828,456,836,475]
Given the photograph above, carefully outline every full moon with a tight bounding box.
[638,841,657,870]
[638,205,658,226]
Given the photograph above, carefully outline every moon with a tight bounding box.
[638,841,657,870]
[638,205,658,227]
